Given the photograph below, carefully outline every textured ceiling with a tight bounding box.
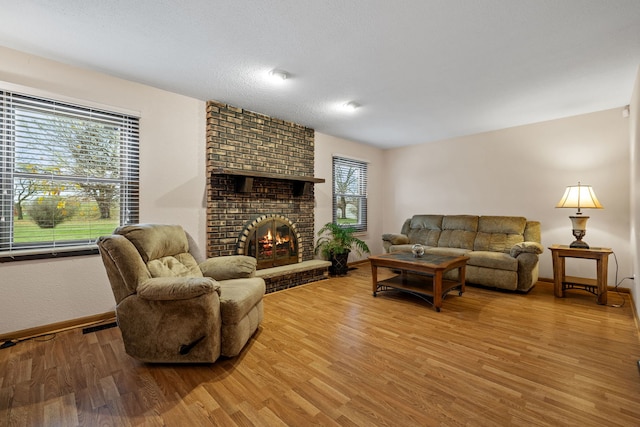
[1,1,639,149]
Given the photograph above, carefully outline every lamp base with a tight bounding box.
[569,240,590,249]
[569,224,589,249]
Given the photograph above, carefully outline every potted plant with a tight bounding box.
[314,222,370,276]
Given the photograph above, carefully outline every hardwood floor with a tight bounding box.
[2,264,640,426]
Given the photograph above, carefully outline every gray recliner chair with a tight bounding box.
[97,223,265,363]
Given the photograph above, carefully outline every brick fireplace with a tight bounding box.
[206,101,329,292]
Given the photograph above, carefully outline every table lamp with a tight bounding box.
[555,182,603,249]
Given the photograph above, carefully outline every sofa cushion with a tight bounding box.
[408,228,441,246]
[478,216,526,234]
[467,251,518,271]
[474,216,526,253]
[437,215,478,249]
[474,232,525,254]
[407,215,443,246]
[410,214,443,230]
[425,247,470,257]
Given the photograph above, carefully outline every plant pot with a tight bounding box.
[329,250,350,276]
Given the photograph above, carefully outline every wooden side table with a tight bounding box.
[548,244,613,305]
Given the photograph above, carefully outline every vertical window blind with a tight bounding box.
[0,89,140,260]
[332,155,368,232]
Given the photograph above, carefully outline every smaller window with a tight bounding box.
[332,156,368,232]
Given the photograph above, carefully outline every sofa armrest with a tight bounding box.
[199,255,257,280]
[382,233,410,245]
[137,277,220,301]
[510,241,544,258]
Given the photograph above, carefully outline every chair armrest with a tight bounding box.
[510,241,544,258]
[137,277,220,301]
[199,255,257,280]
[382,233,410,245]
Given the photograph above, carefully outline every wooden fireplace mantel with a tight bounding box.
[211,167,325,196]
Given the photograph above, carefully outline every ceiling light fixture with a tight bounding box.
[343,101,359,112]
[268,69,289,81]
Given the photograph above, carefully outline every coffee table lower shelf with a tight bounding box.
[373,273,464,312]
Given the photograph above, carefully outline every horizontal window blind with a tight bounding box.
[332,156,368,232]
[0,90,139,260]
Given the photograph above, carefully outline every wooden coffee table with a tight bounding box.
[368,252,469,312]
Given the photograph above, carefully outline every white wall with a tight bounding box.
[0,46,207,334]
[630,66,640,315]
[382,109,632,285]
[314,133,385,262]
[1,44,636,335]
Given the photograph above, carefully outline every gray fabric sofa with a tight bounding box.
[382,215,543,292]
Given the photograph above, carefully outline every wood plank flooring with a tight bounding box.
[2,264,640,426]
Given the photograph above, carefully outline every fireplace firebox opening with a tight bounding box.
[237,214,302,270]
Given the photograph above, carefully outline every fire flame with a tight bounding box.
[258,229,293,252]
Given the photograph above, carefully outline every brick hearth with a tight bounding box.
[255,260,331,293]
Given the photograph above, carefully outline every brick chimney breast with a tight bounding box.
[206,101,316,266]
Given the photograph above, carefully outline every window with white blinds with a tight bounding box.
[0,89,139,260]
[332,155,368,232]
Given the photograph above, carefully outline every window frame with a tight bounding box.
[0,84,140,262]
[332,155,368,233]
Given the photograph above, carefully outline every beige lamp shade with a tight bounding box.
[555,183,603,213]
